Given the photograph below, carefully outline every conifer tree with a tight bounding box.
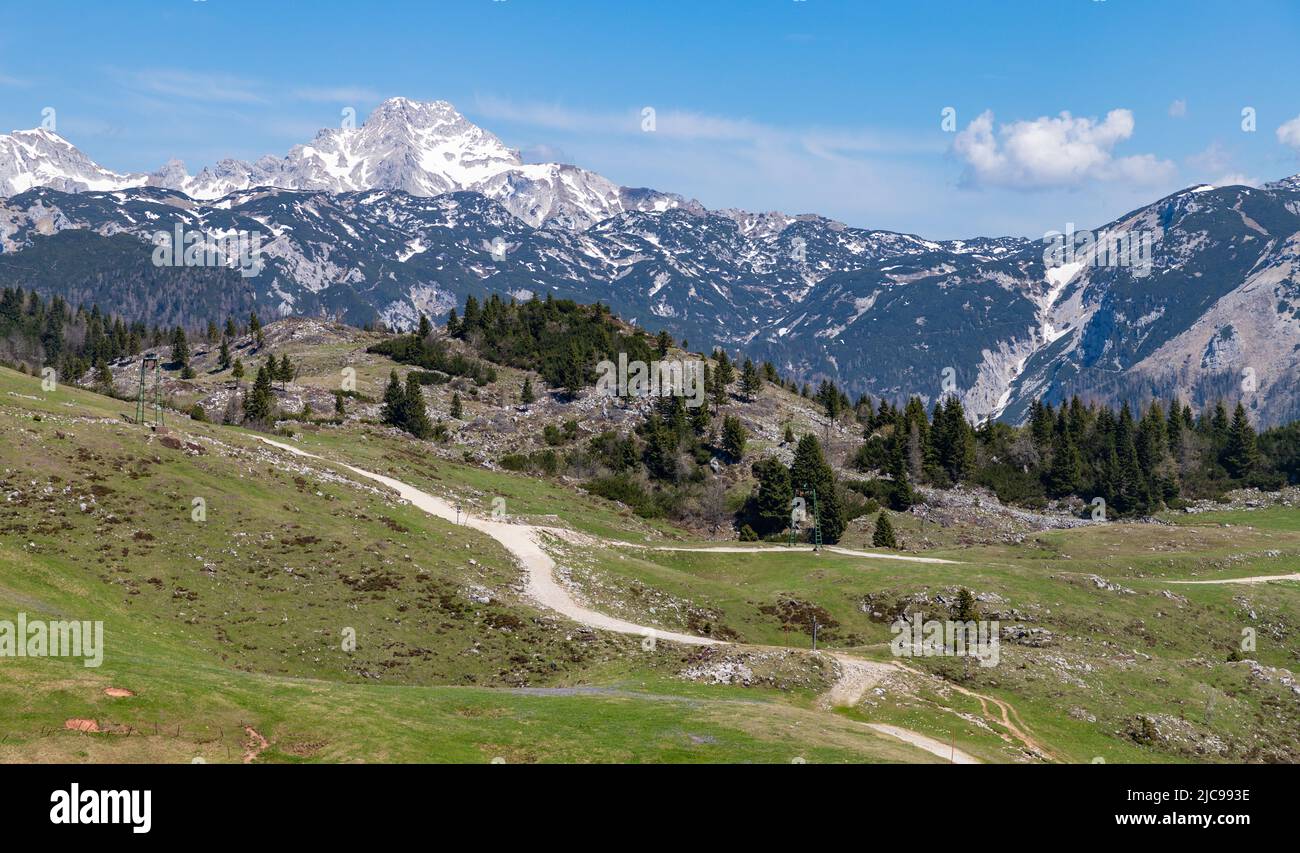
[170,326,190,367]
[460,295,481,336]
[450,392,463,419]
[722,415,747,461]
[740,358,762,401]
[1029,400,1054,449]
[1210,401,1230,446]
[1222,403,1259,478]
[871,511,897,549]
[709,364,727,412]
[276,354,295,385]
[790,434,846,543]
[952,587,979,621]
[748,457,793,537]
[380,370,406,429]
[715,349,735,388]
[655,329,672,357]
[556,342,585,399]
[94,359,113,392]
[1166,396,1184,456]
[689,397,711,436]
[887,426,915,510]
[1113,402,1149,515]
[243,364,275,426]
[1046,412,1081,498]
[403,374,433,439]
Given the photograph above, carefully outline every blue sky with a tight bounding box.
[2,0,1299,237]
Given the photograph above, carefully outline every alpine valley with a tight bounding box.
[2,98,1299,425]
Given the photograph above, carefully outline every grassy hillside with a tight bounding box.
[0,366,938,763]
[4,319,1298,764]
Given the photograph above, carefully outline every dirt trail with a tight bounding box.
[893,662,1054,760]
[257,438,716,646]
[255,437,1020,764]
[242,725,269,764]
[865,724,980,764]
[819,653,982,763]
[819,653,895,709]
[1170,573,1300,585]
[643,544,957,564]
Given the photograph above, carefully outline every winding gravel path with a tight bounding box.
[1169,573,1300,585]
[642,544,957,564]
[258,438,717,645]
[257,436,1001,763]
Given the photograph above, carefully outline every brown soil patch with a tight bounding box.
[64,718,100,733]
[242,725,269,763]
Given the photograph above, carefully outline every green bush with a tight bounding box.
[500,454,530,472]
[584,474,662,518]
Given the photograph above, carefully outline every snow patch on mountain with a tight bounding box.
[1,99,694,231]
[974,335,1039,423]
[0,129,141,196]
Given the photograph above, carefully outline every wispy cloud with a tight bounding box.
[470,94,941,155]
[470,96,632,135]
[0,72,28,88]
[109,68,270,105]
[518,142,570,164]
[291,86,385,105]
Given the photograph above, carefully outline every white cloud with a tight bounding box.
[1168,99,1187,118]
[1277,114,1300,150]
[952,109,1176,189]
[1187,141,1232,174]
[1185,143,1257,186]
[1212,173,1260,188]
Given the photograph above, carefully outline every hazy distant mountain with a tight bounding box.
[2,99,1298,425]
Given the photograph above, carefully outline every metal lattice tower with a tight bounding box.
[135,353,163,427]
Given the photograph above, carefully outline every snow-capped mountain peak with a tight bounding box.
[0,97,693,230]
[0,127,141,196]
